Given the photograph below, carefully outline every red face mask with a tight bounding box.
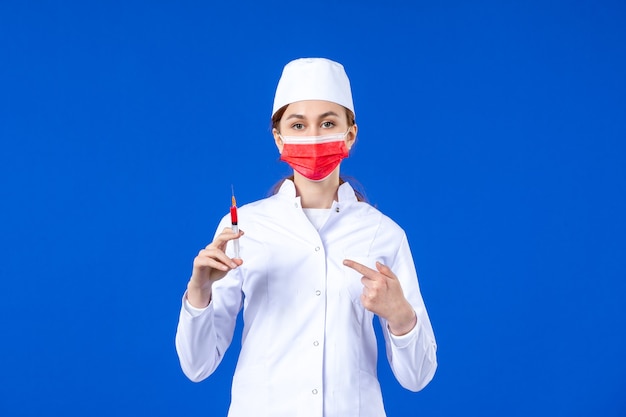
[279,131,350,181]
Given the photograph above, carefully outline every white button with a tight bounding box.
[294,203,299,208]
[312,389,318,395]
[315,246,320,251]
[313,341,319,346]
[315,290,321,296]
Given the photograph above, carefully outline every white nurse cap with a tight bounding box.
[272,58,355,117]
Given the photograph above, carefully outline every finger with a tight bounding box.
[360,275,379,290]
[375,261,398,280]
[206,228,245,250]
[195,256,230,271]
[195,255,232,272]
[229,228,244,238]
[197,248,238,269]
[343,259,376,276]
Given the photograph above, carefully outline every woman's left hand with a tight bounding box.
[343,259,417,336]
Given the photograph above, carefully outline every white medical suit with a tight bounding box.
[175,180,437,417]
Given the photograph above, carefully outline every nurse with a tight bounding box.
[175,57,437,417]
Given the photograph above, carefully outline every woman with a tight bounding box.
[175,57,437,417]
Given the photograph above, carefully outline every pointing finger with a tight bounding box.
[343,259,376,276]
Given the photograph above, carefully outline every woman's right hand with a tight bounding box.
[186,227,243,308]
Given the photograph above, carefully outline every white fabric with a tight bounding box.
[302,207,331,231]
[272,58,355,117]
[279,131,348,145]
[175,180,437,417]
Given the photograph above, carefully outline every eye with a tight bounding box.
[321,121,335,129]
[291,123,305,130]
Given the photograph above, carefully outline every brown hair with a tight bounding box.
[269,104,367,202]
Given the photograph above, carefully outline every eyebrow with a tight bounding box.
[284,111,341,121]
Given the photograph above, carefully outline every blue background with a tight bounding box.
[1,1,625,416]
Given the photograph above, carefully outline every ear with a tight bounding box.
[272,128,284,153]
[346,124,358,151]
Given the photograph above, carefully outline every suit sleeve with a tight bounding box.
[174,217,244,382]
[380,233,438,391]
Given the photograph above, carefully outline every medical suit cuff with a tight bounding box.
[182,291,210,317]
[388,321,420,348]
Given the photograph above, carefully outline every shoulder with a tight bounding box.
[239,192,284,213]
[350,201,405,236]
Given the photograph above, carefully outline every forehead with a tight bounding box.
[284,100,345,117]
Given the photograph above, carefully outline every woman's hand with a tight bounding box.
[186,227,243,308]
[343,259,417,336]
